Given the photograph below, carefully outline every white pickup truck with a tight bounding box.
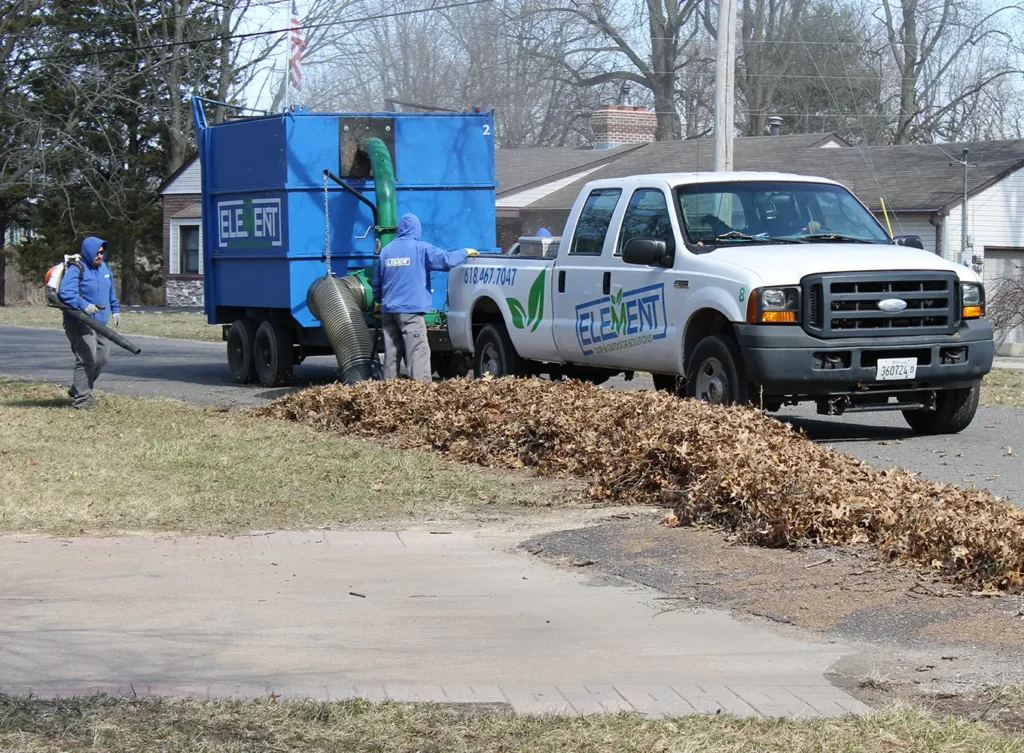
[447,172,994,434]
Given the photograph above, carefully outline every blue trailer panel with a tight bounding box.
[193,101,497,329]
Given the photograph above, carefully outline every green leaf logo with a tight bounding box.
[527,268,546,332]
[612,288,623,305]
[508,297,527,330]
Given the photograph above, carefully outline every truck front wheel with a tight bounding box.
[473,323,524,378]
[253,320,295,388]
[227,318,258,384]
[685,335,749,405]
[902,383,980,435]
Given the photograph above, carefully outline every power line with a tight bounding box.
[16,0,493,64]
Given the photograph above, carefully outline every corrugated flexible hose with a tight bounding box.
[307,274,373,384]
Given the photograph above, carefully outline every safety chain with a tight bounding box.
[323,172,334,276]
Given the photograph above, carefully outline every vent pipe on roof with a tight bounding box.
[767,115,783,137]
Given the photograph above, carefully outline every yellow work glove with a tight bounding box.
[466,248,480,256]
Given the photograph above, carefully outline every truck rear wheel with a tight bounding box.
[685,335,749,405]
[227,318,258,384]
[253,320,295,388]
[903,383,980,435]
[473,323,524,378]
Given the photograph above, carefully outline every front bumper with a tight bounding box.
[734,320,994,396]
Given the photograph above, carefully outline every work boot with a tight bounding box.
[73,400,98,411]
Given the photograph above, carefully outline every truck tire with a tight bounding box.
[473,323,524,378]
[253,320,295,388]
[903,383,980,435]
[226,318,258,384]
[685,335,749,405]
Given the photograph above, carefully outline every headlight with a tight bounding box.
[962,283,984,319]
[747,286,800,324]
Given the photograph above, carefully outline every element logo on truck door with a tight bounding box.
[507,268,546,333]
[575,283,667,357]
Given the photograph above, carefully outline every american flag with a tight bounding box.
[289,0,306,91]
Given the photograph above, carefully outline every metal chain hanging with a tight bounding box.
[323,171,334,277]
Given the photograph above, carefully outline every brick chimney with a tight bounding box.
[590,105,658,149]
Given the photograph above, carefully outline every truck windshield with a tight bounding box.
[675,180,891,248]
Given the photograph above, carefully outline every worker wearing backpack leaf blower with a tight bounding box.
[57,237,121,410]
[372,213,478,382]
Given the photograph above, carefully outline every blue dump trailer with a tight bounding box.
[191,97,497,386]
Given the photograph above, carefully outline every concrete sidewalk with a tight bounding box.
[0,529,867,718]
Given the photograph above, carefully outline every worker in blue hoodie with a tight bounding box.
[372,213,478,381]
[59,236,121,409]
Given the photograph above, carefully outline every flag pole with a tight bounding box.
[283,2,293,110]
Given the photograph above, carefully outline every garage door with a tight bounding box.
[983,247,1024,353]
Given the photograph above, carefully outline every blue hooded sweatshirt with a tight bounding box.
[372,214,470,314]
[59,236,120,325]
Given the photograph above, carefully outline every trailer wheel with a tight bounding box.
[253,320,295,388]
[685,335,749,405]
[226,318,258,384]
[903,383,980,435]
[473,323,524,378]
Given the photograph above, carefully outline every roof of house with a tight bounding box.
[494,143,645,196]
[521,136,1024,213]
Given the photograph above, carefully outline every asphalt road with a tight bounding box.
[2,323,1021,503]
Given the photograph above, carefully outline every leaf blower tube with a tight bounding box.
[309,136,398,384]
[45,288,142,355]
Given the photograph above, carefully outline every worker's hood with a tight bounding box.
[80,236,107,268]
[396,214,421,241]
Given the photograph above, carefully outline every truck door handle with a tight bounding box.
[602,272,611,295]
[558,270,566,293]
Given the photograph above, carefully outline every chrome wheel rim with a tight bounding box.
[696,357,728,404]
[480,343,502,375]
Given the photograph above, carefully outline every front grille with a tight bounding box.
[802,271,958,338]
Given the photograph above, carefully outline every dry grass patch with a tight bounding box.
[1,696,1021,753]
[981,368,1024,407]
[260,378,1024,592]
[0,379,563,536]
[0,305,220,341]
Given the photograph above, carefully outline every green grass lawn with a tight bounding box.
[0,379,568,536]
[0,305,221,341]
[1,696,1020,753]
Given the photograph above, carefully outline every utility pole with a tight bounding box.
[713,0,738,172]
[950,148,973,266]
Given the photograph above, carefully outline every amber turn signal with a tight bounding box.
[762,310,797,323]
[963,305,983,319]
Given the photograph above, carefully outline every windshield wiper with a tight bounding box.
[797,232,876,244]
[703,231,800,244]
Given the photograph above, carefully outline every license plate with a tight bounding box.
[876,357,918,381]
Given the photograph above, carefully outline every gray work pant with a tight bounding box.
[382,312,431,382]
[64,315,110,406]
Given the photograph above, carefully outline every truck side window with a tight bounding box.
[570,188,622,255]
[616,188,672,255]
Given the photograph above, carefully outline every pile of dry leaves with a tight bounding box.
[256,378,1024,592]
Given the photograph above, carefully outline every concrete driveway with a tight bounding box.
[2,323,1022,502]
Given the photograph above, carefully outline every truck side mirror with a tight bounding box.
[623,238,674,268]
[894,234,925,250]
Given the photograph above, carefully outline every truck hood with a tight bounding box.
[709,243,979,286]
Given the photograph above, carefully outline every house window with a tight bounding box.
[180,225,200,274]
[169,217,203,276]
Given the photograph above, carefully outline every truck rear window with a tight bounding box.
[570,188,622,255]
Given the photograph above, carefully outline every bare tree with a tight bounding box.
[556,0,701,140]
[877,0,1021,143]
